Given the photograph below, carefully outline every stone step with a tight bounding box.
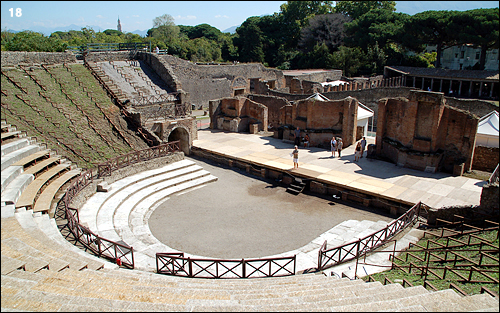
[1,173,34,207]
[1,255,26,274]
[1,144,41,171]
[1,165,23,193]
[96,167,210,242]
[1,138,30,156]
[119,174,217,241]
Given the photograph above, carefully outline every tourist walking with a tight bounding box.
[354,141,362,162]
[331,136,337,157]
[291,145,299,168]
[294,126,301,147]
[337,138,343,157]
[360,136,367,158]
[155,46,160,54]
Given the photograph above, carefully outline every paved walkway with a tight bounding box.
[193,129,486,209]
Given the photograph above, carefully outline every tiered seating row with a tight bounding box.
[2,264,498,311]
[78,158,218,271]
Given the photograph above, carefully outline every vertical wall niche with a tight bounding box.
[414,101,433,140]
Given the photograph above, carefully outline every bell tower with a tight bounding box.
[117,16,122,32]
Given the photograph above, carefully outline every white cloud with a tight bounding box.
[215,15,229,19]
[96,15,104,19]
[132,15,139,18]
[174,15,197,21]
[78,17,85,22]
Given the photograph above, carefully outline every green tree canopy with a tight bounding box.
[334,1,396,19]
[454,8,499,70]
[298,13,352,53]
[402,10,460,68]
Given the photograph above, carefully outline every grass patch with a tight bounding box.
[364,228,499,296]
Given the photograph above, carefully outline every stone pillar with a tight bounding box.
[479,81,483,98]
[468,81,473,97]
[413,77,416,87]
[439,79,443,92]
[458,80,463,95]
[490,82,495,98]
[421,77,425,90]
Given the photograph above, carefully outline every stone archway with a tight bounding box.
[167,126,190,155]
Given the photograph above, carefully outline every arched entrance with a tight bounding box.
[167,126,190,155]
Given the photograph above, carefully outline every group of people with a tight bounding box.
[330,136,343,158]
[354,136,367,162]
[291,126,368,168]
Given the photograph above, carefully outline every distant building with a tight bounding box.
[384,66,499,100]
[117,16,122,33]
[426,44,499,71]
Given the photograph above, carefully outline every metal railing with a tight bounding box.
[67,42,150,54]
[156,252,296,279]
[62,168,135,268]
[318,202,422,271]
[60,143,181,268]
[489,163,499,184]
[96,141,180,178]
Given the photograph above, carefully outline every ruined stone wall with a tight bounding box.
[209,97,268,132]
[138,52,182,93]
[269,87,415,130]
[376,90,478,173]
[1,51,77,66]
[445,98,498,119]
[246,95,291,130]
[151,55,286,109]
[472,146,500,172]
[278,97,358,148]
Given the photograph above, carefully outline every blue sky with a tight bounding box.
[1,1,499,34]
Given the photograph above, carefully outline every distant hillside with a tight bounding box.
[222,25,238,34]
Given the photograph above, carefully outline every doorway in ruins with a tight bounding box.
[168,127,190,155]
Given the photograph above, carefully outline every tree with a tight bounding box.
[278,1,335,49]
[234,16,265,63]
[334,1,396,19]
[153,14,176,28]
[344,9,409,51]
[298,13,351,53]
[403,10,460,68]
[5,30,66,52]
[148,14,180,48]
[330,46,366,77]
[454,8,499,70]
[185,23,221,41]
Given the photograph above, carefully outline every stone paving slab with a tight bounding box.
[193,130,486,209]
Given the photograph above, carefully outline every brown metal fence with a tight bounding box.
[97,141,180,178]
[156,252,296,279]
[61,142,180,268]
[318,202,422,271]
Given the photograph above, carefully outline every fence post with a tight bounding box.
[188,257,192,277]
[242,259,246,278]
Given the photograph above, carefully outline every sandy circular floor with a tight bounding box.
[148,156,393,259]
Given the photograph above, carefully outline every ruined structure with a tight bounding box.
[376,90,479,174]
[209,96,268,133]
[209,93,361,149]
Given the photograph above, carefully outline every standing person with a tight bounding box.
[354,141,362,162]
[331,136,337,157]
[294,127,301,147]
[155,46,160,54]
[291,145,299,168]
[337,138,343,157]
[360,136,367,158]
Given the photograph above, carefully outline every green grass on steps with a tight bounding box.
[364,229,499,296]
